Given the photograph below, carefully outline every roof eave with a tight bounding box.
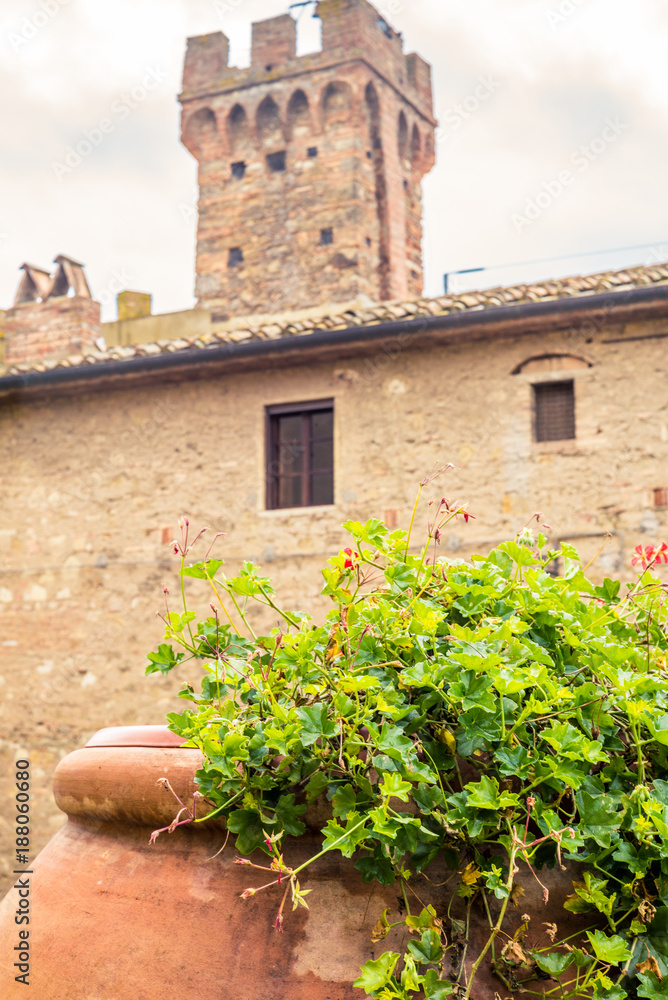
[1,283,667,396]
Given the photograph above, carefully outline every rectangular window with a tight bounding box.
[266,401,334,509]
[228,247,244,268]
[231,161,246,179]
[320,228,333,245]
[533,380,575,442]
[266,151,286,173]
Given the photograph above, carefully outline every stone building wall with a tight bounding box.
[180,0,436,316]
[1,314,668,893]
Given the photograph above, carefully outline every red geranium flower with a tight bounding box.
[342,547,359,570]
[632,543,668,569]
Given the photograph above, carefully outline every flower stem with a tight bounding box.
[462,841,518,1000]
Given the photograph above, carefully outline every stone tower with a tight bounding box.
[179,0,435,318]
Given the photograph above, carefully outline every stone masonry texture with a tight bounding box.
[180,0,436,317]
[2,314,668,894]
[2,0,668,901]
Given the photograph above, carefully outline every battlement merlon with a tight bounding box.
[180,0,434,122]
[181,32,230,94]
[251,14,296,70]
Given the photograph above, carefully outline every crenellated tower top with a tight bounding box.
[180,0,436,317]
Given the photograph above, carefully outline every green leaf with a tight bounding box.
[464,775,519,811]
[422,969,454,999]
[638,972,668,997]
[354,851,397,885]
[498,540,538,567]
[576,790,624,848]
[227,809,268,855]
[353,951,400,991]
[146,643,184,675]
[321,813,368,858]
[380,773,412,802]
[401,954,423,992]
[295,704,338,746]
[181,558,224,579]
[586,930,631,964]
[541,721,608,764]
[332,783,358,819]
[405,906,439,932]
[533,951,572,976]
[407,929,443,965]
[274,793,306,837]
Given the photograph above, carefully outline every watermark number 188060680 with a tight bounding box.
[13,760,32,986]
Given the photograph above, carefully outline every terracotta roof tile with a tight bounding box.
[3,261,668,378]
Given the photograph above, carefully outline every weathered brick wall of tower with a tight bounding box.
[179,0,436,318]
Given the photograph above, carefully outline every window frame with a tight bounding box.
[265,399,334,510]
[532,379,576,443]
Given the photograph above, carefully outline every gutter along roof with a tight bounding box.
[2,263,668,394]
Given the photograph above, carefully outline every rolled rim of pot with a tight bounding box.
[85,725,189,748]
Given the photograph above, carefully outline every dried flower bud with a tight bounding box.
[543,922,558,942]
[162,585,169,594]
[275,913,284,933]
[234,858,252,866]
[521,913,531,923]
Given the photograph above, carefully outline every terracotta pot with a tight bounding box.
[0,727,589,999]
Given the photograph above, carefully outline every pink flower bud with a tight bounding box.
[162,585,169,594]
[240,888,256,899]
[275,914,284,933]
[234,858,252,866]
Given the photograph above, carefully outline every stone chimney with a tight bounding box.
[4,256,102,365]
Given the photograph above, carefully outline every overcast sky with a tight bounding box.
[1,0,667,320]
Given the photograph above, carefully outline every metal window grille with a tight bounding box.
[266,401,334,509]
[533,380,575,442]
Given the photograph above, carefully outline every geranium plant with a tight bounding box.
[147,491,668,1000]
